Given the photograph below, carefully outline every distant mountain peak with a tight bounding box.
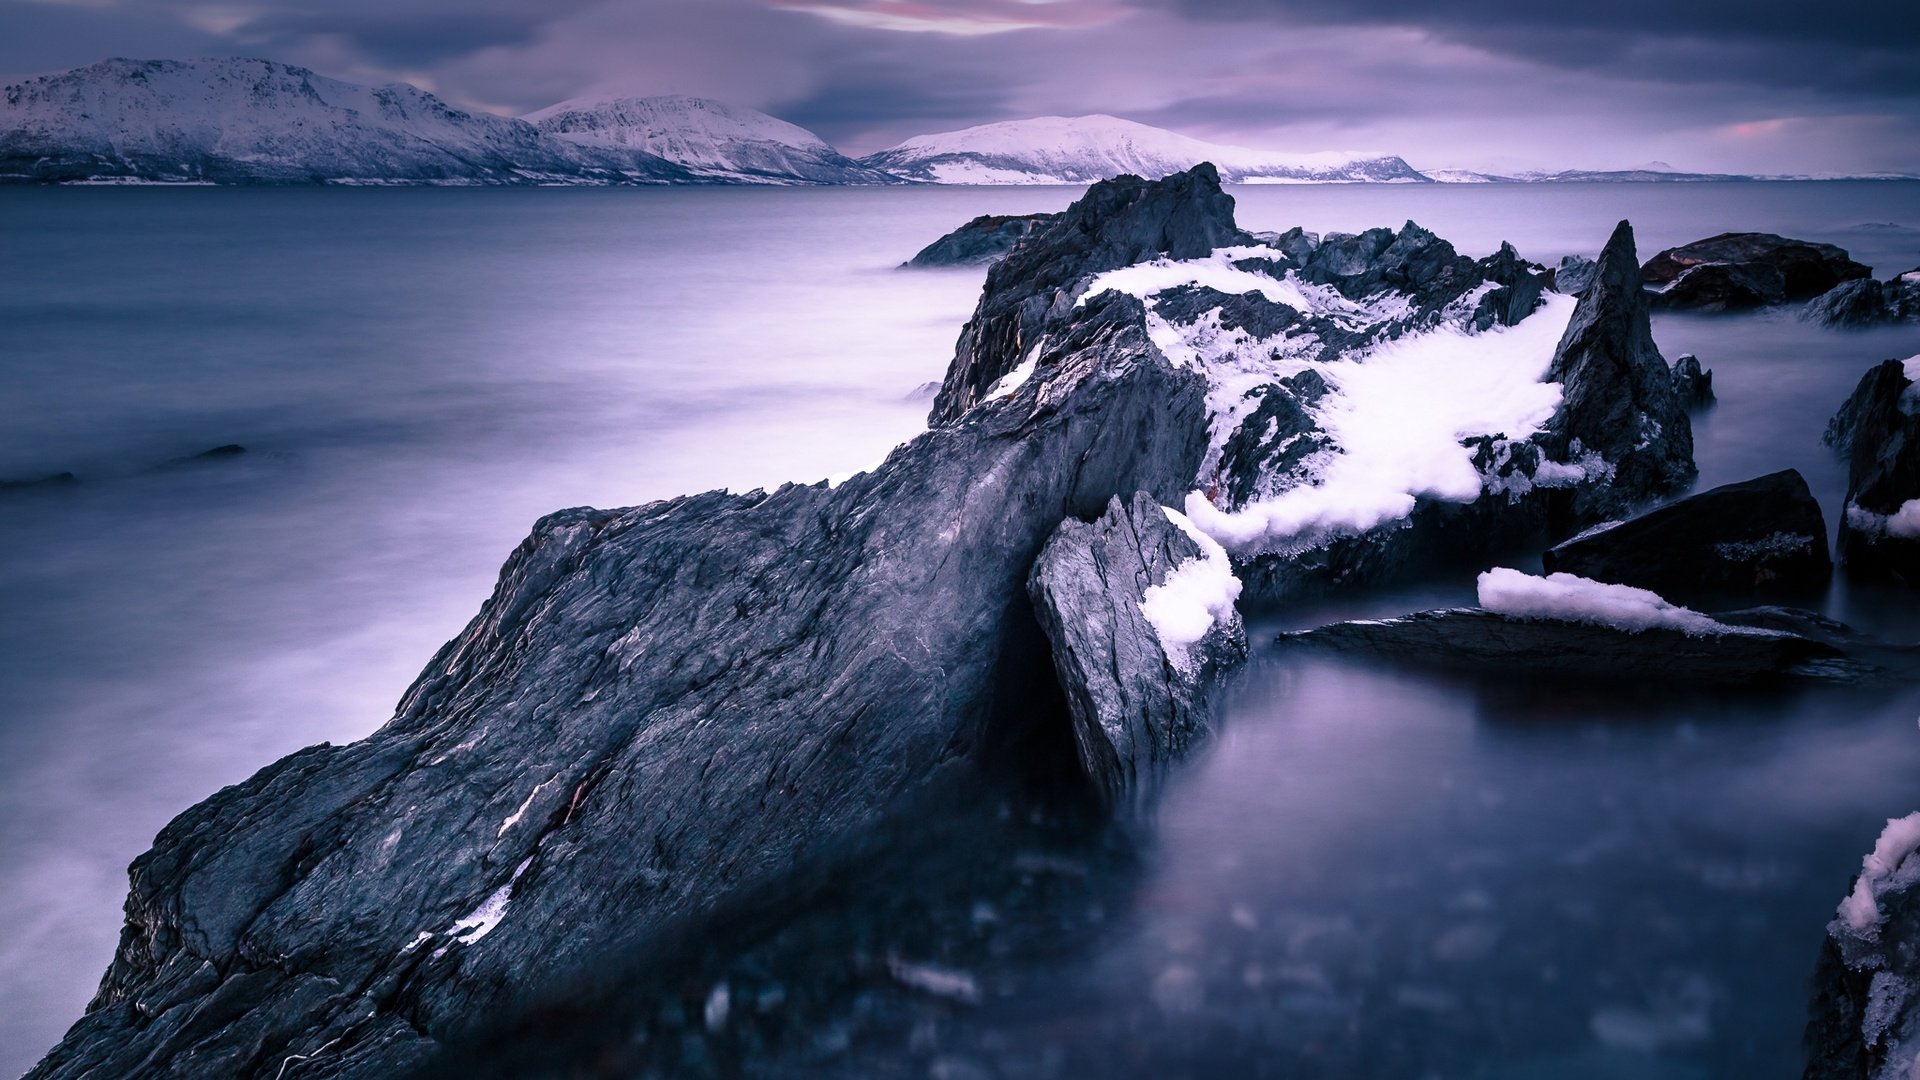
[525,94,898,184]
[858,114,1428,185]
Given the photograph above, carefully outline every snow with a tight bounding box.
[1082,247,1319,316]
[1139,507,1243,672]
[1848,500,1920,541]
[1179,293,1577,552]
[1474,568,1764,637]
[864,114,1423,184]
[526,94,878,183]
[440,857,533,949]
[1839,813,1920,936]
[497,779,554,838]
[982,346,1042,402]
[886,957,982,1004]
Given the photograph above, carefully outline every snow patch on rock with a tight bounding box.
[1139,507,1243,672]
[1474,569,1766,637]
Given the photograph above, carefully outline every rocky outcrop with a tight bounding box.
[1542,469,1831,602]
[1806,815,1920,1080]
[1279,607,1858,685]
[1672,353,1715,409]
[929,163,1248,423]
[1826,359,1920,584]
[1549,254,1597,296]
[1028,493,1245,810]
[1642,232,1871,311]
[903,212,1062,268]
[27,280,1211,1078]
[1803,272,1920,328]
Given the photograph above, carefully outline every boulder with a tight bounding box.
[1802,272,1920,328]
[1805,814,1920,1080]
[1539,219,1698,526]
[26,285,1212,1078]
[902,212,1061,268]
[1542,469,1831,602]
[1671,353,1715,410]
[1028,492,1245,810]
[1279,607,1855,686]
[1641,232,1871,310]
[1548,254,1597,296]
[930,163,1248,423]
[1826,358,1920,585]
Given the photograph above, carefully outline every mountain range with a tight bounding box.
[2,58,1909,187]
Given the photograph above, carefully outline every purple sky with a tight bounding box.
[4,0,1917,173]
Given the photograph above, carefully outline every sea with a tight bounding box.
[3,181,1919,1078]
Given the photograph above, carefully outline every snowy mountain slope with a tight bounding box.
[526,95,899,185]
[0,58,697,185]
[857,115,1430,185]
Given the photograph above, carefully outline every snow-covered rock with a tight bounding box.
[1827,357,1920,584]
[525,95,898,185]
[0,57,694,185]
[859,114,1430,185]
[1808,814,1920,1080]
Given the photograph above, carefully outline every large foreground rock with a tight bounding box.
[1826,359,1920,585]
[903,212,1062,268]
[1642,232,1871,311]
[27,279,1210,1077]
[1543,469,1831,601]
[1806,815,1920,1080]
[1028,493,1245,809]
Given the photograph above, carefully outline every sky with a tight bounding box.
[3,0,1917,174]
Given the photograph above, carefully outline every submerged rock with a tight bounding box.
[903,212,1062,268]
[1826,359,1920,585]
[1642,232,1871,310]
[27,277,1210,1076]
[1028,492,1245,809]
[1805,814,1920,1080]
[1803,272,1920,328]
[1542,469,1831,602]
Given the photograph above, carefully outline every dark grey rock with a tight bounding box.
[903,213,1063,268]
[1542,469,1831,602]
[1028,492,1245,810]
[1802,273,1920,328]
[27,288,1211,1080]
[1539,219,1697,527]
[1671,354,1715,410]
[1469,242,1549,332]
[1826,359,1920,585]
[1277,607,1856,686]
[1549,254,1597,296]
[930,164,1249,424]
[1805,821,1920,1080]
[1211,370,1332,510]
[1641,232,1872,310]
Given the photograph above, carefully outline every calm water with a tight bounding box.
[2,183,1919,1078]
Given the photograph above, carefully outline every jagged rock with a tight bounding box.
[1539,219,1697,526]
[1278,607,1856,685]
[1469,242,1549,331]
[1542,469,1831,602]
[1027,492,1245,809]
[1642,232,1871,310]
[1211,370,1332,508]
[27,287,1210,1080]
[1549,254,1597,296]
[930,163,1248,423]
[1805,815,1920,1080]
[903,213,1062,268]
[1671,354,1715,409]
[1826,359,1920,585]
[1803,272,1920,328]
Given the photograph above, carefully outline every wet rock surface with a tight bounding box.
[1542,469,1831,603]
[1804,272,1920,328]
[26,275,1210,1078]
[903,212,1063,268]
[1642,232,1871,310]
[1028,492,1246,809]
[1826,359,1920,585]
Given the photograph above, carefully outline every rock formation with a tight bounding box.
[1542,469,1831,602]
[1641,232,1871,311]
[903,212,1062,268]
[1806,814,1920,1080]
[1803,271,1920,328]
[1028,492,1245,810]
[1826,359,1920,585]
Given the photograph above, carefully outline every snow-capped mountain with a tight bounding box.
[856,115,1430,185]
[0,58,695,185]
[526,95,898,185]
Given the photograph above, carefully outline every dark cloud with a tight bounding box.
[0,1,227,76]
[233,9,582,68]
